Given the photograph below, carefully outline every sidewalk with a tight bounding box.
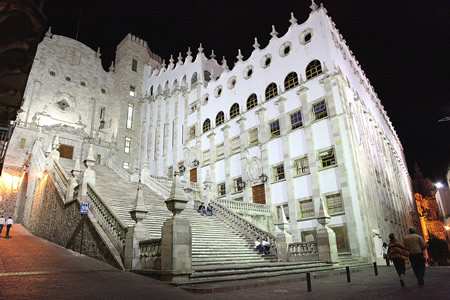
[0,225,449,299]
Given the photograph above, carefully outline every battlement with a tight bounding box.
[117,33,163,64]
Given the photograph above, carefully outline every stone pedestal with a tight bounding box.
[124,224,148,269]
[276,231,293,261]
[160,217,192,282]
[317,226,338,263]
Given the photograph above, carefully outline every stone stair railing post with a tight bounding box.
[48,135,60,164]
[160,172,192,282]
[276,208,293,261]
[124,184,149,269]
[65,157,81,202]
[80,145,96,197]
[316,197,338,263]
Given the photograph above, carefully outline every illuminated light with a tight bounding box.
[12,176,20,191]
[37,171,44,180]
[435,182,443,189]
[445,225,450,231]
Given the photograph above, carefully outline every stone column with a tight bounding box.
[172,93,180,172]
[221,125,231,198]
[316,197,338,263]
[162,97,170,176]
[255,107,271,205]
[276,208,293,261]
[80,145,96,197]
[161,173,192,282]
[207,132,216,195]
[154,97,162,174]
[48,135,60,165]
[66,157,81,202]
[147,99,154,165]
[124,184,149,269]
[237,117,250,203]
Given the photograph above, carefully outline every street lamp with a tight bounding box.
[435,182,443,189]
[259,173,268,183]
[237,180,246,190]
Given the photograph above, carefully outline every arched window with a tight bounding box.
[204,70,211,82]
[191,72,198,85]
[203,119,211,133]
[305,60,322,80]
[284,72,299,90]
[181,75,187,87]
[230,103,240,119]
[216,111,225,126]
[265,83,278,100]
[246,93,258,110]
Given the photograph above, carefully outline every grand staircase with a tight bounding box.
[57,158,372,283]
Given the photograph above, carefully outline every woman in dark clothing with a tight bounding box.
[387,233,409,287]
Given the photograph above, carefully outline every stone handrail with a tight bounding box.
[49,161,69,197]
[211,199,278,257]
[189,181,201,192]
[73,185,79,200]
[214,198,272,216]
[141,174,170,198]
[288,241,319,262]
[139,238,161,261]
[86,183,128,251]
[107,159,131,181]
[34,145,47,170]
[150,175,173,188]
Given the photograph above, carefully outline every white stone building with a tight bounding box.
[4,3,415,260]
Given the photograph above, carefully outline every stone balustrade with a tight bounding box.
[50,160,69,196]
[87,183,128,251]
[214,198,272,216]
[34,145,47,170]
[107,160,131,181]
[139,238,161,269]
[142,174,170,198]
[288,241,319,262]
[150,175,173,188]
[211,199,278,257]
[188,181,201,192]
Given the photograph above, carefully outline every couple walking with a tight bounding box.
[387,227,426,287]
[0,216,13,237]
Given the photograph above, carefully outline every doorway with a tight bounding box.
[57,144,74,159]
[252,184,266,204]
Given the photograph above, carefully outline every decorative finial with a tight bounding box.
[310,0,318,11]
[96,47,101,58]
[270,25,278,38]
[289,12,298,25]
[169,55,174,66]
[221,56,229,71]
[177,52,183,64]
[45,26,52,38]
[253,37,260,49]
[198,43,204,54]
[161,59,166,69]
[236,49,243,61]
[109,61,115,72]
[210,49,216,59]
[186,47,192,58]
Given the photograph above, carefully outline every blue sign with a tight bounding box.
[80,202,89,214]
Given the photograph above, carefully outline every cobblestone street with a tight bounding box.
[0,225,449,299]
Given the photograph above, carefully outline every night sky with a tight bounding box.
[42,0,450,184]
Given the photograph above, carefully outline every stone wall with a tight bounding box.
[26,175,121,269]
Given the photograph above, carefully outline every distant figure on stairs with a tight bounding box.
[206,203,214,216]
[197,202,206,216]
[262,238,271,255]
[255,237,268,255]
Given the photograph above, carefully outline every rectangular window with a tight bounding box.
[216,143,224,160]
[326,193,344,214]
[273,164,285,181]
[188,125,196,140]
[269,120,280,137]
[319,149,336,168]
[217,182,226,197]
[233,177,244,193]
[276,204,290,221]
[299,199,314,218]
[290,111,303,130]
[124,137,131,153]
[129,85,136,97]
[294,157,309,175]
[123,162,129,169]
[203,150,210,165]
[231,137,240,154]
[126,104,134,129]
[249,128,258,144]
[132,59,138,72]
[168,166,173,178]
[313,100,328,120]
[99,107,105,120]
[19,138,26,149]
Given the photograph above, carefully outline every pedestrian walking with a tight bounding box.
[387,233,409,287]
[5,217,13,237]
[403,226,426,286]
[382,242,390,266]
[0,215,5,235]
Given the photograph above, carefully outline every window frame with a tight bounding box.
[275,204,290,222]
[216,143,225,160]
[132,59,138,72]
[294,157,309,176]
[272,163,285,182]
[312,99,328,120]
[269,119,280,137]
[217,182,226,197]
[126,103,134,129]
[233,177,244,193]
[203,150,210,165]
[305,59,323,80]
[124,137,131,154]
[249,128,258,144]
[319,148,336,169]
[202,119,211,133]
[265,82,278,100]
[216,111,225,126]
[284,72,299,91]
[231,137,240,154]
[246,93,258,110]
[299,199,314,219]
[129,85,136,97]
[290,110,303,130]
[230,103,240,119]
[326,193,344,214]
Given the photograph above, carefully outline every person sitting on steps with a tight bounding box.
[255,237,268,255]
[206,203,213,216]
[262,238,271,255]
[197,202,206,216]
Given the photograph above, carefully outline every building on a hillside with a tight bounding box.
[2,2,415,261]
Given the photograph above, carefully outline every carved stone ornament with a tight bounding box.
[247,156,262,183]
[53,92,76,112]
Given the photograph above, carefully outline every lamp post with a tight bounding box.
[259,173,268,183]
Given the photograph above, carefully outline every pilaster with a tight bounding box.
[255,107,271,205]
[237,117,250,203]
[207,132,216,195]
[221,125,231,198]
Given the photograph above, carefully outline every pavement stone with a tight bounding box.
[0,225,449,300]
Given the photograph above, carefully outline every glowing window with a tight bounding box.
[305,60,322,80]
[269,120,280,137]
[216,111,224,126]
[126,104,134,129]
[123,162,129,169]
[19,138,26,149]
[284,72,299,90]
[265,83,278,100]
[312,100,328,120]
[246,93,258,110]
[230,103,240,119]
[124,137,131,154]
[203,119,211,133]
[290,111,303,130]
[129,86,136,97]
